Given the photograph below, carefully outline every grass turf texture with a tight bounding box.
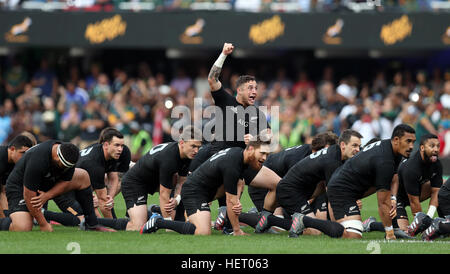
[0,183,449,254]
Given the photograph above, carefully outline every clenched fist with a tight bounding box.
[222,43,234,55]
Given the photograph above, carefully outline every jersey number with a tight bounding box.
[80,147,93,157]
[209,148,231,162]
[149,143,169,155]
[309,147,328,159]
[362,141,381,152]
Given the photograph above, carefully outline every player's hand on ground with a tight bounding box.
[30,190,48,209]
[233,229,249,236]
[385,233,396,240]
[222,43,234,55]
[40,222,53,232]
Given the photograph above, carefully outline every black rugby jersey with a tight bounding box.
[279,144,343,195]
[327,139,403,198]
[210,87,269,150]
[122,142,191,194]
[76,143,131,189]
[397,150,443,199]
[264,144,312,177]
[184,147,247,201]
[6,140,75,193]
[0,146,14,185]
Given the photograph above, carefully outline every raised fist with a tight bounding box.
[222,43,234,55]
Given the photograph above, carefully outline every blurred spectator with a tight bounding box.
[0,105,11,144]
[292,70,315,98]
[414,101,440,150]
[60,103,82,144]
[57,80,89,115]
[193,66,210,99]
[129,121,152,162]
[31,58,57,98]
[90,73,113,104]
[170,68,192,96]
[79,98,107,148]
[85,63,101,91]
[4,57,27,102]
[440,80,450,109]
[34,96,60,141]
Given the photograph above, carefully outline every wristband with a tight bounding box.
[390,195,397,201]
[175,195,181,206]
[213,53,227,68]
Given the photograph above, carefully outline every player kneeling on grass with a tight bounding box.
[363,134,443,238]
[284,124,416,240]
[140,137,271,236]
[2,140,114,232]
[407,177,450,241]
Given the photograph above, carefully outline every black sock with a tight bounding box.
[111,208,117,219]
[155,219,196,234]
[268,214,291,230]
[392,218,399,229]
[97,218,129,230]
[43,210,80,226]
[369,221,386,232]
[74,186,98,226]
[238,213,259,228]
[175,201,185,221]
[0,217,11,231]
[303,216,345,238]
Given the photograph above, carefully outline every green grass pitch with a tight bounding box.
[0,182,448,254]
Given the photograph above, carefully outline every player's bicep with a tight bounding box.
[23,164,43,192]
[374,162,395,191]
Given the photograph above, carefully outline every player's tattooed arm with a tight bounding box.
[208,42,233,92]
[208,65,222,92]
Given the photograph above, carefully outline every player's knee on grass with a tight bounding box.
[127,205,148,231]
[10,212,33,231]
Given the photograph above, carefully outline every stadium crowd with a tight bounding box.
[0,54,449,160]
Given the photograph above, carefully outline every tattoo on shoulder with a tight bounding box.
[208,65,221,81]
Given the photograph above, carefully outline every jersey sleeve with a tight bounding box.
[211,87,234,108]
[83,164,106,190]
[159,161,178,189]
[60,167,76,182]
[374,159,396,191]
[221,162,242,195]
[23,162,44,192]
